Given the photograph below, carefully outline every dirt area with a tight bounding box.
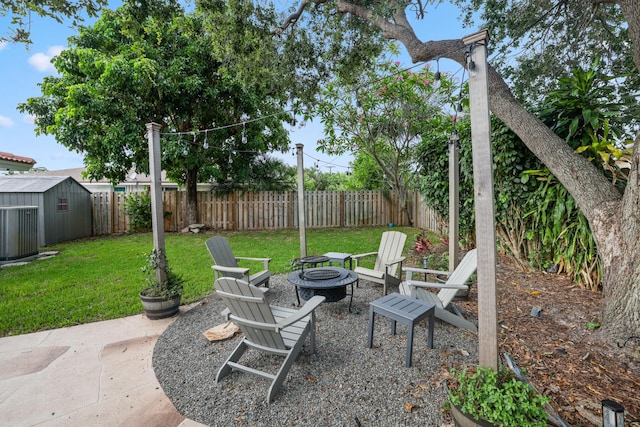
[454,254,640,426]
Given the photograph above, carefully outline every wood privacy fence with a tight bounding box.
[91,190,446,235]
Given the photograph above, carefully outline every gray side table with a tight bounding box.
[368,293,435,367]
[323,252,353,270]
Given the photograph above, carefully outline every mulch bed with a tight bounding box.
[453,254,640,426]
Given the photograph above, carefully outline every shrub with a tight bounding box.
[447,366,549,427]
[123,192,152,233]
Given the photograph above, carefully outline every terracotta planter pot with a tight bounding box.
[139,291,181,320]
[450,403,495,427]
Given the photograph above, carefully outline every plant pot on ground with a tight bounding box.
[445,365,549,427]
[139,249,185,320]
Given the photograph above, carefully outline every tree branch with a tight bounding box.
[274,0,328,35]
[326,1,623,225]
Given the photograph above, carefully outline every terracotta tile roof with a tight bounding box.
[0,151,37,166]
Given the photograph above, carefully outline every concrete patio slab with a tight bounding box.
[0,308,206,427]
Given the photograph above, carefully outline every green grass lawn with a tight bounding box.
[0,226,422,336]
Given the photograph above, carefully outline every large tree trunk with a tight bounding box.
[607,0,640,338]
[331,0,640,337]
[185,168,199,226]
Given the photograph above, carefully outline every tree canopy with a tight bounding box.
[1,0,107,44]
[19,0,294,223]
[279,0,640,338]
[18,0,390,224]
[315,60,459,225]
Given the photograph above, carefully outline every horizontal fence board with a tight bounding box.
[92,190,445,235]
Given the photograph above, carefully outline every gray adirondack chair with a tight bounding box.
[353,231,407,295]
[205,236,271,289]
[214,277,326,403]
[399,249,478,333]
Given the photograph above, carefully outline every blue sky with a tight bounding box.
[0,2,477,173]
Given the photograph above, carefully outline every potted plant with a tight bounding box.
[445,365,549,426]
[139,249,185,319]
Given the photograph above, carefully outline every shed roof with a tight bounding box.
[25,167,173,184]
[0,176,88,193]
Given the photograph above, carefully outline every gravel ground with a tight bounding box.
[153,274,479,427]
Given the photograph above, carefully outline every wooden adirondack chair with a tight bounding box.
[205,236,271,289]
[353,231,407,295]
[399,249,478,333]
[214,277,326,403]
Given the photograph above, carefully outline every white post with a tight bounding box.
[463,30,498,370]
[296,144,307,258]
[146,122,166,284]
[448,131,460,270]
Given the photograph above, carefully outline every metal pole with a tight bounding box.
[146,122,166,284]
[296,144,307,258]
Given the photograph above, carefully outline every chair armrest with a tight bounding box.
[403,266,450,277]
[353,252,378,268]
[384,256,406,267]
[352,251,377,260]
[212,265,250,281]
[220,297,326,332]
[235,256,272,270]
[403,266,450,283]
[404,280,468,290]
[275,296,326,331]
[236,256,271,271]
[212,265,250,275]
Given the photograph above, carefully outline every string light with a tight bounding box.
[241,122,247,145]
[155,43,469,160]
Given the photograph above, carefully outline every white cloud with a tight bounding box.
[28,45,65,72]
[0,41,8,51]
[48,45,65,56]
[0,116,15,127]
[23,114,35,124]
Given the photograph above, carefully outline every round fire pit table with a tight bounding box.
[287,267,358,313]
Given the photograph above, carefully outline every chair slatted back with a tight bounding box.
[206,236,243,279]
[215,277,287,350]
[438,249,477,308]
[373,231,407,277]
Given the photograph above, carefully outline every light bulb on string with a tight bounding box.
[431,57,441,90]
[182,135,189,156]
[203,130,209,150]
[241,122,248,145]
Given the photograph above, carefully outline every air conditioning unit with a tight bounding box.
[0,206,39,261]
